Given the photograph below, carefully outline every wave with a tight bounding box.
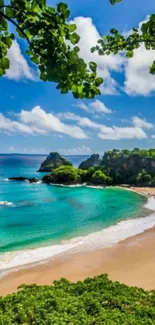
[50,183,86,188]
[0,201,14,207]
[0,196,155,275]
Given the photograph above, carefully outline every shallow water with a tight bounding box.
[0,154,147,256]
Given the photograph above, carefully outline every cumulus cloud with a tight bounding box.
[123,16,155,96]
[76,100,112,114]
[72,17,123,94]
[0,106,88,139]
[59,112,148,140]
[6,40,34,81]
[132,116,153,129]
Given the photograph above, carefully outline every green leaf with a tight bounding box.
[1,57,10,69]
[89,62,97,72]
[32,0,46,9]
[69,33,80,45]
[95,77,103,87]
[0,17,7,30]
[68,24,76,33]
[57,2,68,14]
[5,7,14,18]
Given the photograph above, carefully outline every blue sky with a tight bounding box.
[1,0,155,155]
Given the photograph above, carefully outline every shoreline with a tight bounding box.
[0,186,155,295]
[1,225,155,295]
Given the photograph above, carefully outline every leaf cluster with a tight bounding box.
[0,0,103,98]
[92,14,155,74]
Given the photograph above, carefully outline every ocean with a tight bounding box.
[0,154,154,274]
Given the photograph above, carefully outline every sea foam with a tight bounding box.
[0,196,155,275]
[0,201,14,207]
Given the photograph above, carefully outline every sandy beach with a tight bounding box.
[0,186,155,296]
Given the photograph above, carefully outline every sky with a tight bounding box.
[1,0,155,155]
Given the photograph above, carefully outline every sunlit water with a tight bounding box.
[0,154,148,252]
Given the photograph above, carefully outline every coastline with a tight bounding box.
[0,186,155,295]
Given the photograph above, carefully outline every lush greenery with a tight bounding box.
[0,0,103,99]
[100,149,155,186]
[38,152,72,172]
[42,149,155,186]
[1,274,155,324]
[1,0,155,99]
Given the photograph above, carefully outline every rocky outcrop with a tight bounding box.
[38,152,72,172]
[79,154,101,170]
[9,177,39,183]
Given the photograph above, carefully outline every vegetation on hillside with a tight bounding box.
[1,274,155,324]
[42,149,155,186]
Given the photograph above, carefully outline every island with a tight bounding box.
[79,154,101,169]
[38,152,72,172]
[9,149,155,187]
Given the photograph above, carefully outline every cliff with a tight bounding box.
[78,154,101,170]
[38,152,72,172]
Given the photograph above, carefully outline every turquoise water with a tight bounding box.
[0,154,147,254]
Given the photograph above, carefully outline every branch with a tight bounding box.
[98,37,155,55]
[0,11,31,45]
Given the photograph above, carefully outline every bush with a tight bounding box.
[1,274,155,324]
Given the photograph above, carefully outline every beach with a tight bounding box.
[0,186,155,296]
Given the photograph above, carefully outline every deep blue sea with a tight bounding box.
[0,154,154,273]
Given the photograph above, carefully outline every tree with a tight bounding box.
[0,0,103,99]
[92,170,109,185]
[93,1,155,75]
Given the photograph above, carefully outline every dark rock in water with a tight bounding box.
[38,152,72,172]
[9,177,39,183]
[79,154,101,170]
[42,174,53,184]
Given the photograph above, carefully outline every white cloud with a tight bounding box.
[0,113,34,135]
[152,135,155,139]
[76,99,112,114]
[20,106,87,139]
[98,127,147,140]
[72,17,123,94]
[6,40,34,81]
[132,116,153,129]
[124,45,155,95]
[0,106,88,139]
[59,145,92,155]
[123,16,155,96]
[59,112,148,140]
[89,100,111,114]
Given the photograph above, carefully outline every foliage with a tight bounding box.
[100,149,155,186]
[42,149,155,187]
[0,0,103,98]
[92,170,111,185]
[46,165,86,184]
[1,274,155,324]
[92,1,155,75]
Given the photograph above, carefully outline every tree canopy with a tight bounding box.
[0,0,155,99]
